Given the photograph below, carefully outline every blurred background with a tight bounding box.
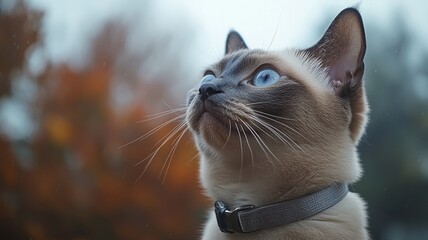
[0,0,427,239]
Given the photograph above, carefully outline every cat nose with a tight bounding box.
[199,83,222,101]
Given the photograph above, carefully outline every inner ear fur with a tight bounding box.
[225,30,248,54]
[306,8,368,143]
[306,8,366,91]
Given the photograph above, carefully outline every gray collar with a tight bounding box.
[214,182,349,233]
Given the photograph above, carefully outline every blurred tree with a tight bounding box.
[1,1,205,240]
[0,1,42,238]
[357,18,428,240]
[0,0,41,97]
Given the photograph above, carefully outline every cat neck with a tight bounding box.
[199,144,361,208]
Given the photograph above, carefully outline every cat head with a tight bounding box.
[186,8,367,179]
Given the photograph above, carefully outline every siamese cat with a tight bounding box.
[186,8,369,240]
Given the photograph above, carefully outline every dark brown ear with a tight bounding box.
[225,30,248,54]
[306,8,366,96]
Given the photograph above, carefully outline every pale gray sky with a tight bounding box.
[25,0,428,71]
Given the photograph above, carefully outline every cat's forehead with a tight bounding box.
[210,50,283,75]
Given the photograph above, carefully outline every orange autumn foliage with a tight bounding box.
[0,2,207,240]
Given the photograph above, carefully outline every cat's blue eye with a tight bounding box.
[253,69,280,87]
[200,74,216,85]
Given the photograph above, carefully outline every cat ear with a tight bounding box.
[306,8,367,143]
[225,30,248,54]
[306,8,366,96]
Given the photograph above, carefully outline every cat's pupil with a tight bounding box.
[252,69,280,87]
[263,73,270,81]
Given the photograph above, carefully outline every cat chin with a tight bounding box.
[198,112,231,149]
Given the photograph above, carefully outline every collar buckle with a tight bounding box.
[214,201,255,233]
[213,183,349,233]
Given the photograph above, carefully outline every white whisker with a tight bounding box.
[249,115,298,151]
[240,125,254,166]
[255,112,310,142]
[187,152,200,165]
[253,113,307,154]
[161,126,188,184]
[239,117,279,164]
[152,121,186,149]
[222,119,232,149]
[120,113,185,149]
[137,107,187,123]
[234,122,244,182]
[135,152,156,167]
[243,120,281,164]
[158,124,186,180]
[254,110,297,121]
[246,101,274,106]
[135,122,187,182]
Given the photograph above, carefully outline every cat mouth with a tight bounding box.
[199,108,229,129]
[195,104,253,136]
[189,99,230,132]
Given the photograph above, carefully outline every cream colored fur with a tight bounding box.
[191,49,368,240]
[186,8,369,240]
